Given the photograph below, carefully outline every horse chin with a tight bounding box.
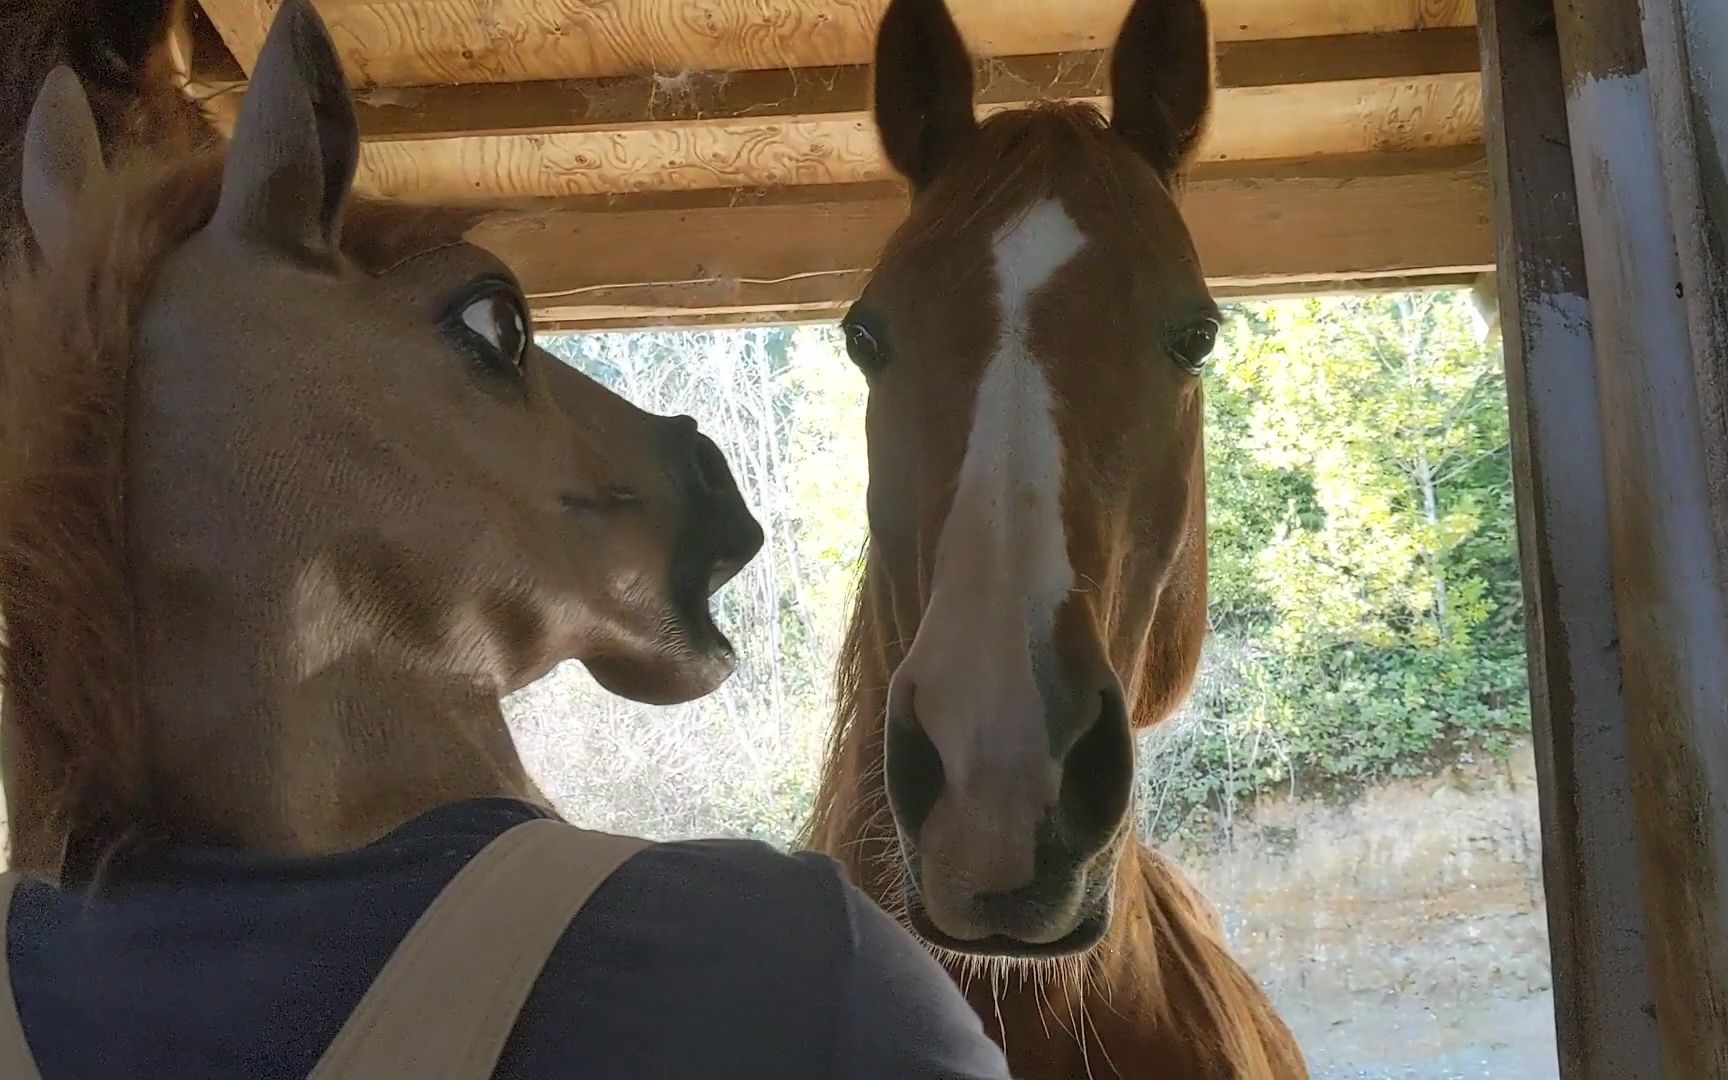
[581,602,736,705]
[903,887,1112,962]
[895,838,1120,962]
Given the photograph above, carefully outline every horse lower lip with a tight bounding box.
[680,598,731,659]
[904,897,1101,959]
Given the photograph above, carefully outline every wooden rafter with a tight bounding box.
[195,0,1477,84]
[182,28,1480,142]
[186,28,1483,203]
[467,150,1493,327]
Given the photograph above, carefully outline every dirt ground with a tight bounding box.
[1289,990,1558,1079]
[1168,743,1560,1079]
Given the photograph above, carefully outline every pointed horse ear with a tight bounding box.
[1109,0,1214,177]
[212,0,357,253]
[21,66,106,258]
[872,0,977,192]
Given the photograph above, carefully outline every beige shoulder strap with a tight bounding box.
[0,871,44,1080]
[309,818,650,1080]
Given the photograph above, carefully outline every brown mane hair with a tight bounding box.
[0,144,484,877]
[0,0,212,233]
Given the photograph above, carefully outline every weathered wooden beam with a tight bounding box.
[196,0,1476,84]
[1551,0,1728,1070]
[185,29,1485,202]
[534,272,1491,333]
[350,73,1482,201]
[1476,0,1660,1075]
[464,150,1493,328]
[280,29,1479,142]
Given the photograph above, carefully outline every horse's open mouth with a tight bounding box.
[678,594,735,668]
[581,590,736,706]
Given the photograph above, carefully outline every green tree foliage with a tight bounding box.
[503,292,1529,849]
[1139,292,1530,842]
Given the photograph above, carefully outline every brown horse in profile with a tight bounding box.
[0,0,763,882]
[805,0,1306,1075]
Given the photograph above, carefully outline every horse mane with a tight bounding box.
[0,139,486,879]
[0,0,214,237]
[1127,845,1306,1075]
[802,564,878,859]
[0,153,225,877]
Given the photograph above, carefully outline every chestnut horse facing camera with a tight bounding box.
[0,0,763,883]
[805,0,1308,1075]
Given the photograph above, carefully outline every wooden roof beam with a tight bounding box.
[184,26,1485,203]
[470,149,1495,329]
[536,274,1491,333]
[330,28,1480,142]
[195,0,1477,86]
[187,27,1481,141]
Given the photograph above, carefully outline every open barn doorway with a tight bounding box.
[504,289,1558,1078]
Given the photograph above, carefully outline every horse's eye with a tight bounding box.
[1169,315,1219,375]
[843,317,885,373]
[458,289,530,372]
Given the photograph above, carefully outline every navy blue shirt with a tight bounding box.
[6,799,1011,1078]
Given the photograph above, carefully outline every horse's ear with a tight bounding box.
[20,66,105,257]
[212,0,357,252]
[872,0,977,192]
[1109,0,1214,177]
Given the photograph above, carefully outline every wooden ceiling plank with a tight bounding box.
[187,28,1482,141]
[193,0,270,76]
[351,73,1483,201]
[534,272,1490,333]
[465,149,1494,327]
[201,0,1476,85]
[320,27,1481,143]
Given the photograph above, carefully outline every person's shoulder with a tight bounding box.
[608,835,853,918]
[562,833,863,982]
[498,837,861,1076]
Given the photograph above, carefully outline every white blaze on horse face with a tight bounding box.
[894,198,1085,893]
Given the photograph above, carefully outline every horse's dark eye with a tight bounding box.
[843,318,885,373]
[458,290,530,372]
[1170,316,1219,375]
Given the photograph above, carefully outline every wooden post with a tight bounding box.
[1640,0,1728,571]
[1475,1,1660,1074]
[1548,0,1728,1071]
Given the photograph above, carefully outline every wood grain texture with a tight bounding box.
[460,150,1493,326]
[199,0,1477,84]
[186,29,1481,142]
[534,272,1489,332]
[193,0,269,76]
[353,74,1482,201]
[1475,0,1661,1075]
[1554,0,1728,1072]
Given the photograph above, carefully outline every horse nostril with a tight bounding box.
[884,681,945,837]
[1056,686,1133,850]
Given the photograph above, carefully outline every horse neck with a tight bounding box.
[130,553,542,856]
